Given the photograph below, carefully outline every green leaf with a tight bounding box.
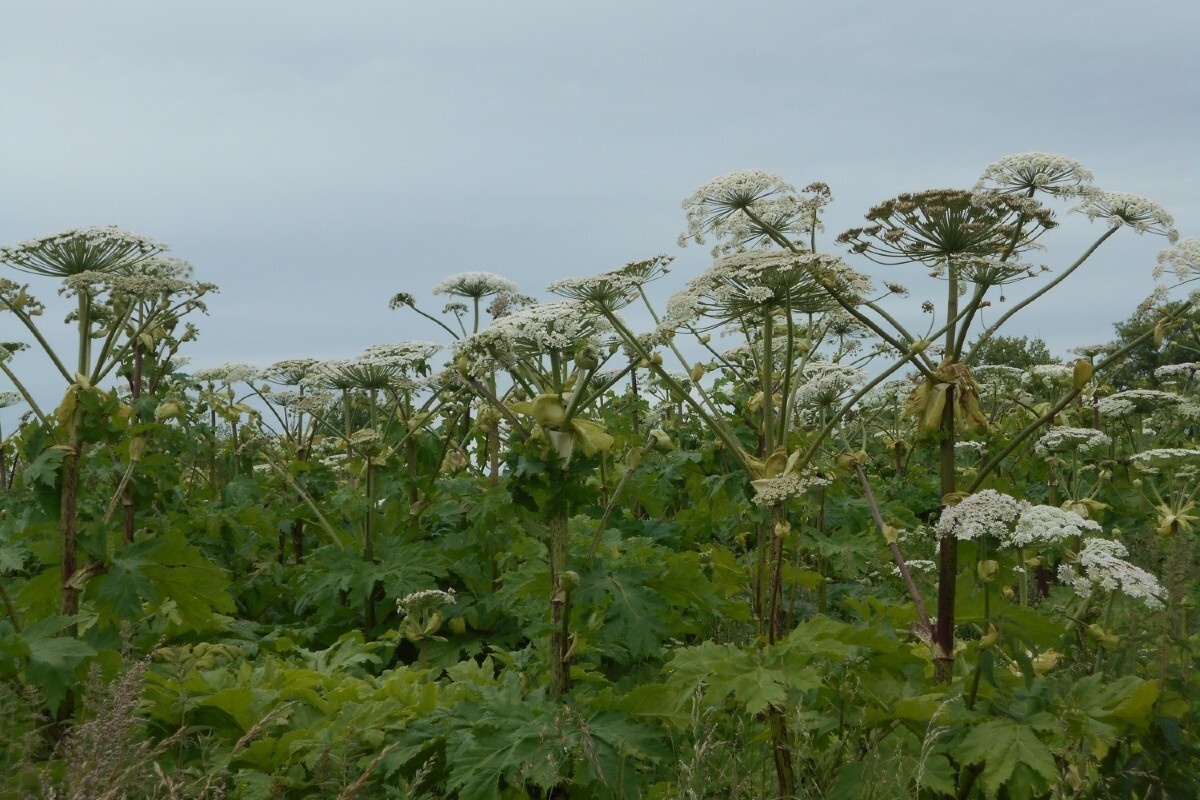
[21,616,96,714]
[953,719,1057,799]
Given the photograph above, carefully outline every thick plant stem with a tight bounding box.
[769,706,797,798]
[934,387,957,682]
[59,402,85,617]
[548,493,571,699]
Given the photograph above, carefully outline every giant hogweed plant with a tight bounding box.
[0,229,215,620]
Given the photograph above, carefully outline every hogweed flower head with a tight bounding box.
[193,363,259,385]
[661,250,867,332]
[974,152,1097,199]
[793,362,868,411]
[1034,426,1111,456]
[936,489,1022,540]
[548,254,673,311]
[1009,504,1101,547]
[681,171,832,255]
[1072,191,1178,241]
[1,226,169,278]
[837,189,1056,270]
[0,390,22,409]
[396,587,456,615]
[260,358,319,386]
[1060,538,1166,609]
[1153,237,1199,281]
[1097,389,1184,417]
[431,271,520,299]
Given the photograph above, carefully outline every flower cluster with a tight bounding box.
[1154,237,1200,282]
[792,362,868,411]
[396,588,457,616]
[661,250,867,331]
[1153,362,1200,381]
[1097,389,1185,417]
[548,254,672,311]
[193,363,259,385]
[0,226,168,278]
[680,171,832,256]
[750,470,831,507]
[1009,504,1101,546]
[936,489,1022,540]
[1059,538,1167,609]
[837,189,1057,268]
[1129,448,1200,468]
[940,489,1108,549]
[260,358,319,386]
[973,152,1097,199]
[1072,191,1178,241]
[431,271,520,299]
[1034,426,1112,456]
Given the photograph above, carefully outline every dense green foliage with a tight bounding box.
[1,158,1197,799]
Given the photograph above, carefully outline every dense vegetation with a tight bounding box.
[1,153,1197,799]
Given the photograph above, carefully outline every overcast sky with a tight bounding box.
[2,0,1197,409]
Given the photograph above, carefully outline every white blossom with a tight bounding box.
[1072,191,1179,241]
[396,588,457,616]
[1061,538,1167,609]
[193,363,259,384]
[1034,427,1111,456]
[431,271,519,299]
[1097,389,1184,417]
[548,254,672,310]
[1008,504,1101,547]
[1,226,168,277]
[1153,362,1200,380]
[937,490,1022,540]
[974,152,1097,199]
[1153,237,1199,281]
[680,171,831,255]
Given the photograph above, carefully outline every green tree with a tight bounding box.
[969,334,1058,368]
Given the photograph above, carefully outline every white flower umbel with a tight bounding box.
[193,363,259,385]
[431,271,520,299]
[1061,538,1167,609]
[1097,389,1184,418]
[548,254,673,311]
[792,362,868,410]
[661,250,867,332]
[488,299,606,355]
[1034,427,1112,456]
[1154,237,1200,281]
[261,358,319,386]
[750,469,831,507]
[1129,448,1200,467]
[1072,191,1179,241]
[1153,362,1200,380]
[0,226,168,277]
[974,153,1097,199]
[681,171,832,255]
[936,489,1022,540]
[396,588,457,616]
[1008,504,1101,547]
[0,391,22,409]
